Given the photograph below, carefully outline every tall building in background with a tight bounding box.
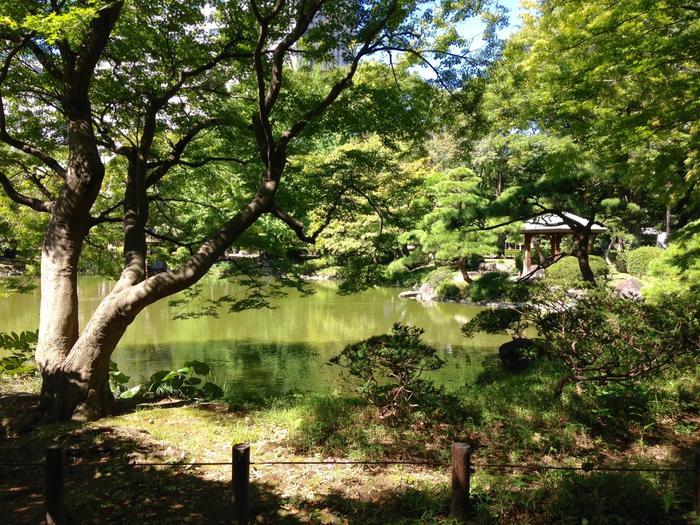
[200,3,348,69]
[289,13,350,70]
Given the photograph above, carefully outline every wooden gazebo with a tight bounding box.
[521,212,607,277]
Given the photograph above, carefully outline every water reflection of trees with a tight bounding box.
[116,341,329,400]
[4,278,508,398]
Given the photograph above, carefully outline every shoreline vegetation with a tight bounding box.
[0,249,667,304]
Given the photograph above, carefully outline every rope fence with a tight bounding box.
[3,443,698,524]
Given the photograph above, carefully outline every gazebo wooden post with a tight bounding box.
[523,233,532,276]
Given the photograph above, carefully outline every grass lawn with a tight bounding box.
[1,359,698,524]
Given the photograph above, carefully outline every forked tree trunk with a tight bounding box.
[37,186,271,420]
[36,114,110,415]
[32,1,124,417]
[50,292,135,420]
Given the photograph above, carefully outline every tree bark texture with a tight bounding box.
[573,231,596,282]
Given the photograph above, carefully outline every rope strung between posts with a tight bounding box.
[250,460,445,466]
[0,461,692,471]
[0,459,693,473]
[472,462,694,473]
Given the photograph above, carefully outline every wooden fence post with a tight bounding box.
[45,445,66,525]
[450,442,471,521]
[694,447,699,517]
[232,443,250,524]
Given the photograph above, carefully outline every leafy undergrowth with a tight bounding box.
[1,361,698,524]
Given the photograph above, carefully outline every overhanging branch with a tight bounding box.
[278,0,399,150]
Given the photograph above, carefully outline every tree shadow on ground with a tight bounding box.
[277,483,453,525]
[1,387,695,524]
[0,392,271,524]
[0,420,457,524]
[1,424,233,524]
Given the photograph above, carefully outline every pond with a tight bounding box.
[0,277,508,400]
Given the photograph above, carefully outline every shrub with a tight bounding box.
[514,251,524,272]
[546,255,609,286]
[435,281,464,301]
[111,360,224,400]
[329,323,446,419]
[467,271,511,303]
[462,253,485,271]
[462,307,530,340]
[462,286,700,395]
[422,267,455,288]
[623,246,664,277]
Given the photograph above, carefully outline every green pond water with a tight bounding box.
[0,277,507,399]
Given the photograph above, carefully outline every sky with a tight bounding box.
[457,0,528,50]
[404,0,529,81]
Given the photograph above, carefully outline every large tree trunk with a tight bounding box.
[36,114,108,413]
[51,292,135,420]
[36,222,82,410]
[34,1,124,417]
[573,231,595,282]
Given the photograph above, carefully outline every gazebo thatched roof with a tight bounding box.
[521,212,607,234]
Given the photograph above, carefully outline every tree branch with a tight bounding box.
[89,199,125,227]
[144,118,220,187]
[270,190,347,243]
[0,170,54,212]
[144,227,196,252]
[263,0,327,114]
[0,97,66,176]
[158,156,249,169]
[151,37,250,108]
[278,0,399,149]
[0,38,65,175]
